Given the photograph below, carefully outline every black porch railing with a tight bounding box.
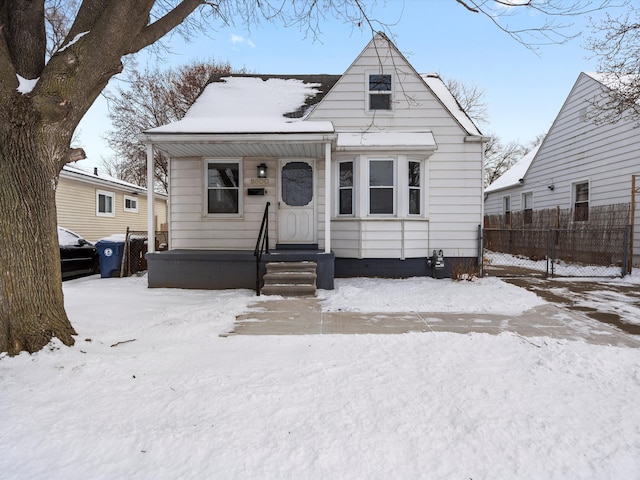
[254,202,270,295]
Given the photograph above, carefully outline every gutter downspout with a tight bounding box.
[146,143,155,254]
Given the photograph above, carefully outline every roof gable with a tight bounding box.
[485,144,541,193]
[307,32,482,136]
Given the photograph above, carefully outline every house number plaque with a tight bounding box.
[250,178,269,185]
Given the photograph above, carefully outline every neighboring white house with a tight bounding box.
[56,164,168,243]
[140,33,486,291]
[485,72,640,266]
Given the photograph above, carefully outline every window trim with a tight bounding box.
[368,158,396,216]
[522,191,533,224]
[503,195,511,225]
[572,180,589,222]
[366,71,394,113]
[408,159,423,216]
[123,195,138,213]
[337,159,355,216]
[204,158,243,217]
[96,190,115,217]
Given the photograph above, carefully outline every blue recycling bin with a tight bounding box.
[96,238,125,278]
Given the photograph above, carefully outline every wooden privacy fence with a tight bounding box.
[483,204,632,277]
[483,227,630,277]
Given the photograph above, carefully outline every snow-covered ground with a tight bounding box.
[2,274,640,479]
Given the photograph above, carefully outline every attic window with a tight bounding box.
[368,74,392,111]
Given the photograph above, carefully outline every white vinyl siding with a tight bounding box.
[168,34,484,259]
[483,72,640,265]
[486,73,640,214]
[309,35,483,258]
[171,158,328,251]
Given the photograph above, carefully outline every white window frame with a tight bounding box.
[522,191,533,224]
[337,159,355,216]
[205,159,243,217]
[123,195,138,213]
[408,159,423,216]
[96,190,115,217]
[368,158,396,216]
[572,180,590,222]
[503,195,511,225]
[366,71,394,113]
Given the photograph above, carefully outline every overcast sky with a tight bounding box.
[74,0,622,171]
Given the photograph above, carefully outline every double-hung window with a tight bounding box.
[503,196,511,226]
[522,192,533,224]
[338,161,354,215]
[96,190,115,217]
[368,74,392,111]
[408,160,421,215]
[369,159,395,215]
[573,181,589,221]
[207,160,241,214]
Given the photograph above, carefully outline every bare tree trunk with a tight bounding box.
[0,121,75,355]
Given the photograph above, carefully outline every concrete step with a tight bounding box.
[265,261,317,274]
[263,271,317,285]
[261,284,317,297]
[262,261,317,297]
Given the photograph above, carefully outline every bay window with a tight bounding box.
[369,159,395,215]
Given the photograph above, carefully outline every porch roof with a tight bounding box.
[140,132,336,158]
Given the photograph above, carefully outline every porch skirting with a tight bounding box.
[334,256,477,279]
[146,249,335,290]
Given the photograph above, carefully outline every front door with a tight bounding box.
[278,160,316,244]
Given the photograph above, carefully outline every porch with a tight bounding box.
[146,248,335,291]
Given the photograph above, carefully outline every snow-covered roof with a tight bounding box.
[421,74,482,136]
[337,131,436,149]
[61,164,167,198]
[146,70,484,139]
[146,76,336,135]
[485,144,541,194]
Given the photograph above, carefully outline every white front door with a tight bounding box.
[278,160,316,244]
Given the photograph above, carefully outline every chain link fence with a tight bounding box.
[483,227,630,278]
[119,229,169,277]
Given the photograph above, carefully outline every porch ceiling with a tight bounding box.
[141,133,335,159]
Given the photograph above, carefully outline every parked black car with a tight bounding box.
[58,227,99,279]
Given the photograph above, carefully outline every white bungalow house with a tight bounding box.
[484,72,640,267]
[140,33,486,292]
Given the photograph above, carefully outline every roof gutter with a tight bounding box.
[138,132,337,145]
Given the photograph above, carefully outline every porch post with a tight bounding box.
[146,142,155,254]
[324,141,331,253]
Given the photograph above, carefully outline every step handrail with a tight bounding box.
[254,202,271,295]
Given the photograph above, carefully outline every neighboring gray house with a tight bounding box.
[485,72,640,266]
[140,33,486,292]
